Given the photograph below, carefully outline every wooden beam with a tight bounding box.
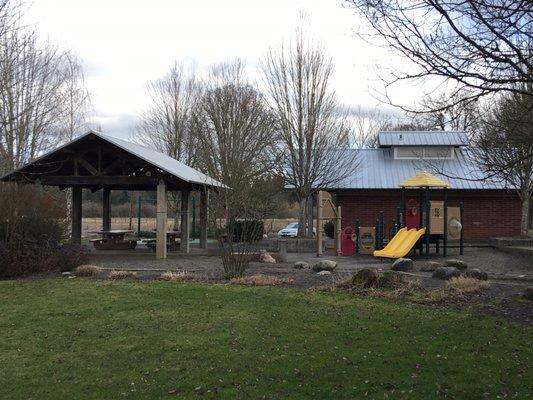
[199,189,208,249]
[39,176,160,186]
[71,187,82,244]
[181,190,190,254]
[77,157,98,176]
[156,180,167,259]
[102,188,111,231]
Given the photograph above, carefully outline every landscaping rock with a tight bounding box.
[523,287,533,301]
[351,268,378,288]
[312,260,337,272]
[420,261,442,272]
[432,266,461,280]
[445,259,468,270]
[259,250,276,264]
[316,270,332,276]
[463,268,488,281]
[294,261,309,269]
[391,258,413,272]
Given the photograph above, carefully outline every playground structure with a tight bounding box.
[316,190,342,257]
[343,171,464,259]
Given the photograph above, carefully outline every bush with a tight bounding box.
[0,183,71,278]
[47,244,89,272]
[159,271,198,282]
[323,220,335,238]
[108,270,137,280]
[137,230,156,239]
[74,264,101,277]
[230,274,294,286]
[226,220,264,242]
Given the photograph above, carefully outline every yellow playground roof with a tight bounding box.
[399,171,451,188]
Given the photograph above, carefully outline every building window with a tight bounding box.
[394,146,453,159]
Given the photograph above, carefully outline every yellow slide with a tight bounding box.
[373,227,426,259]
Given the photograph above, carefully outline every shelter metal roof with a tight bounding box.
[0,131,226,189]
[378,131,469,147]
[329,149,508,190]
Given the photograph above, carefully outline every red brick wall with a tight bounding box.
[335,189,521,242]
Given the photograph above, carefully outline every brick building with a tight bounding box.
[327,131,522,242]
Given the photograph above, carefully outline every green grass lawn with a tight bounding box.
[0,279,531,399]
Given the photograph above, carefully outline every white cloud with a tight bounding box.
[25,0,420,138]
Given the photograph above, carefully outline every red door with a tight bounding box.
[341,226,356,256]
[405,199,420,229]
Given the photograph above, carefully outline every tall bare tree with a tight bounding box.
[473,90,533,236]
[136,63,200,167]
[346,0,533,107]
[57,52,91,141]
[195,60,278,277]
[261,31,357,236]
[0,0,89,173]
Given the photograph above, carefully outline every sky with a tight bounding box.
[25,0,417,139]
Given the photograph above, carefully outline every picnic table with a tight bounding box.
[144,231,181,252]
[89,230,137,250]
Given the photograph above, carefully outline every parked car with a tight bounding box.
[277,222,315,238]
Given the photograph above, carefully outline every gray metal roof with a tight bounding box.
[331,148,508,190]
[1,130,226,188]
[378,131,469,147]
[94,132,226,188]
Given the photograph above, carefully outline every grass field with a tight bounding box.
[0,279,531,399]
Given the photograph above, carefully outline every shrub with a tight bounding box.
[226,220,264,242]
[108,270,137,280]
[323,220,335,239]
[0,237,54,278]
[47,244,88,272]
[159,271,197,282]
[230,274,293,286]
[74,264,101,277]
[137,230,156,239]
[445,277,490,294]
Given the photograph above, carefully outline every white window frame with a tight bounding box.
[394,146,455,160]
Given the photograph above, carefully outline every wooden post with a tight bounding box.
[443,187,448,257]
[102,188,111,231]
[425,187,430,259]
[199,189,208,249]
[181,190,190,253]
[336,206,342,256]
[71,187,82,244]
[156,180,167,259]
[316,191,323,257]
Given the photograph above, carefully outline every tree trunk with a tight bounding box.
[520,193,530,237]
[298,197,306,237]
[306,195,314,237]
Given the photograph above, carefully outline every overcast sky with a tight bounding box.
[26,0,416,139]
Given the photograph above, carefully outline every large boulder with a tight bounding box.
[445,259,468,270]
[420,261,442,272]
[391,258,413,272]
[294,261,309,270]
[463,268,488,281]
[432,266,461,280]
[312,260,337,272]
[523,287,533,301]
[376,271,404,289]
[351,268,378,288]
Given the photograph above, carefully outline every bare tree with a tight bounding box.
[57,52,91,141]
[345,105,404,148]
[346,0,533,108]
[196,60,279,278]
[412,90,481,133]
[0,1,89,173]
[136,63,200,167]
[473,90,533,236]
[261,31,357,236]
